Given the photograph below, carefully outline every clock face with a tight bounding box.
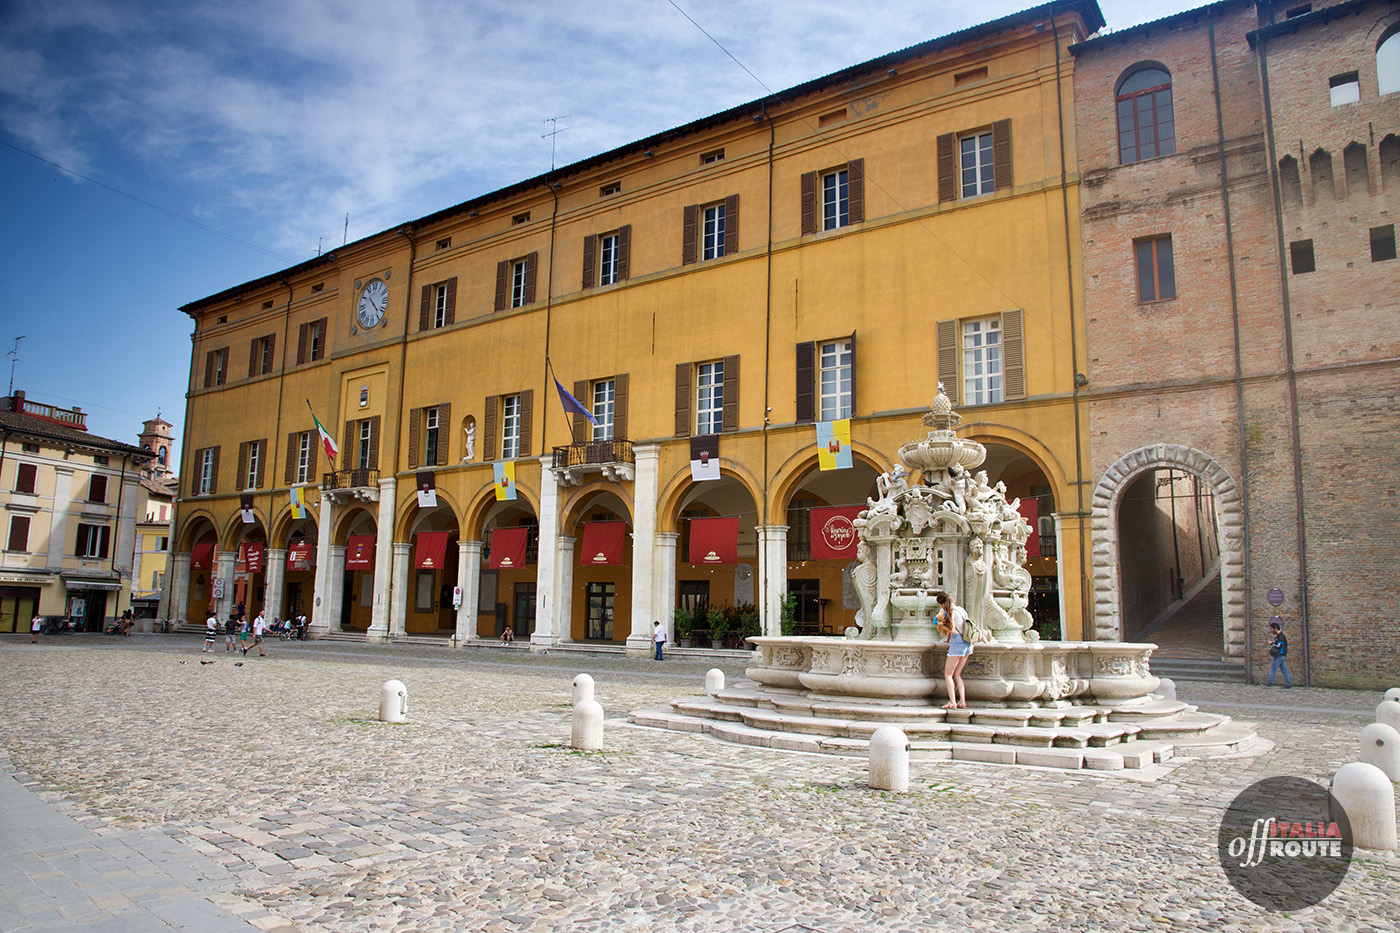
[357,279,388,328]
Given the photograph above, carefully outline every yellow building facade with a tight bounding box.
[167,2,1103,653]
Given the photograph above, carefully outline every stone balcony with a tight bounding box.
[322,468,380,503]
[551,439,635,485]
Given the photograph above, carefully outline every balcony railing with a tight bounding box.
[323,468,380,490]
[551,439,634,470]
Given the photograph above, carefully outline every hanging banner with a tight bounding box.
[816,419,853,471]
[688,516,740,565]
[689,435,720,482]
[290,486,307,519]
[1018,497,1041,558]
[240,494,256,524]
[579,521,627,566]
[416,470,438,509]
[494,461,517,500]
[415,531,451,570]
[287,538,314,570]
[244,541,265,574]
[191,542,215,571]
[489,526,530,569]
[809,505,863,560]
[346,534,376,569]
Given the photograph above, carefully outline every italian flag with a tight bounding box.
[310,406,338,464]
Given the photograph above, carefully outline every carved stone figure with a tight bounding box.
[463,416,476,462]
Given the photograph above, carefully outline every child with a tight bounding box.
[1266,621,1291,687]
[203,613,218,652]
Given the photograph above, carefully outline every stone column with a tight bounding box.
[531,457,560,650]
[390,542,411,637]
[456,540,482,643]
[556,536,576,643]
[324,545,346,635]
[655,532,679,641]
[264,549,287,622]
[368,476,397,639]
[214,550,236,621]
[167,552,191,626]
[310,492,335,636]
[626,444,661,657]
[757,524,789,636]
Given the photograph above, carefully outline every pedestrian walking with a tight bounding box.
[203,613,218,652]
[935,591,972,709]
[244,611,267,657]
[224,616,241,652]
[652,620,666,661]
[1266,621,1292,687]
[31,613,41,644]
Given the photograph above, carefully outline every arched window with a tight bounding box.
[1279,155,1302,208]
[158,446,168,465]
[1379,27,1400,96]
[1117,65,1176,164]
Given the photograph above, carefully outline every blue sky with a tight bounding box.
[0,0,1200,467]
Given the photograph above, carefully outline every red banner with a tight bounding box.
[1018,497,1040,557]
[490,526,530,569]
[809,505,863,560]
[415,531,451,570]
[346,534,376,569]
[287,538,314,570]
[191,542,214,571]
[579,521,627,566]
[688,516,739,565]
[244,541,265,574]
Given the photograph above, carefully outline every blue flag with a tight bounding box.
[554,376,598,424]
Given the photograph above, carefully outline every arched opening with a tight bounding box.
[563,489,634,644]
[1279,155,1302,209]
[277,514,318,622]
[1378,25,1400,96]
[479,501,539,640]
[335,508,378,632]
[228,521,268,623]
[1380,134,1400,192]
[1343,142,1369,198]
[669,474,760,649]
[1116,64,1175,164]
[181,517,219,625]
[1310,148,1335,202]
[404,504,460,636]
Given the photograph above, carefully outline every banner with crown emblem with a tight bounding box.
[494,461,517,501]
[816,419,852,471]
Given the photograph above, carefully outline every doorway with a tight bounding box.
[513,582,536,637]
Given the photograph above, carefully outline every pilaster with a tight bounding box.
[456,540,482,642]
[626,444,660,657]
[531,455,560,650]
[757,524,789,636]
[311,492,335,635]
[390,542,411,637]
[265,549,287,622]
[368,476,397,638]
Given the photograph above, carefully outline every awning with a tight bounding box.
[346,534,376,569]
[688,516,739,565]
[809,505,863,560]
[61,576,123,591]
[1018,497,1040,557]
[579,521,627,566]
[415,531,452,570]
[489,527,530,570]
[191,542,215,571]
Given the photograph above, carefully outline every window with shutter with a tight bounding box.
[573,380,589,445]
[721,354,739,432]
[285,432,298,484]
[297,323,308,365]
[701,202,725,260]
[1001,309,1025,401]
[518,390,533,457]
[936,134,957,203]
[795,342,816,423]
[494,260,510,312]
[483,395,498,461]
[800,171,818,235]
[682,205,699,264]
[523,252,538,305]
[616,225,631,281]
[7,516,29,552]
[15,462,37,494]
[724,194,739,256]
[591,379,615,441]
[436,402,451,466]
[613,373,629,441]
[367,416,380,469]
[408,407,422,469]
[936,320,959,404]
[674,363,692,438]
[88,474,107,503]
[582,234,597,290]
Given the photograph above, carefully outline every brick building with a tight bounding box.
[1073,0,1400,687]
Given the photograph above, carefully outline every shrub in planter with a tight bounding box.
[707,606,727,648]
[674,606,694,647]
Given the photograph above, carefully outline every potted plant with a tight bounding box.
[674,605,694,648]
[737,606,761,646]
[780,592,798,637]
[707,605,727,649]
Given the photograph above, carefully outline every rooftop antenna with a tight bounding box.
[542,114,572,172]
[343,213,349,246]
[7,336,23,396]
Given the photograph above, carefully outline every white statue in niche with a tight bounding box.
[463,415,476,462]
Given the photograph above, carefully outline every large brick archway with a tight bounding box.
[1090,444,1246,659]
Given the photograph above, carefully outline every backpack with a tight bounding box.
[962,616,986,645]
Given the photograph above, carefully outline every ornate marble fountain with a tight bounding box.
[631,388,1258,770]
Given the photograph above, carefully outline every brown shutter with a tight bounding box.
[847,158,865,224]
[237,442,249,489]
[437,402,451,465]
[795,341,815,424]
[800,171,818,235]
[408,407,421,469]
[518,390,533,457]
[613,372,629,441]
[484,396,498,461]
[616,225,631,281]
[257,439,267,488]
[682,204,698,265]
[309,435,318,482]
[445,278,456,326]
[265,334,275,372]
[248,339,258,378]
[314,318,327,360]
[848,330,858,417]
[367,416,380,470]
[582,234,597,289]
[724,194,739,256]
[209,446,220,495]
[937,133,957,202]
[343,421,355,469]
[523,252,538,305]
[675,362,691,438]
[494,260,509,312]
[1001,309,1025,400]
[204,350,215,388]
[936,319,959,405]
[721,354,739,433]
[572,380,589,444]
[420,284,431,332]
[297,323,308,365]
[991,119,1012,192]
[285,433,297,485]
[7,516,28,551]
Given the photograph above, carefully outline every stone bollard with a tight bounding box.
[868,725,910,792]
[572,673,595,707]
[379,680,407,723]
[1156,677,1177,701]
[1384,688,1400,705]
[1377,698,1400,733]
[572,699,604,751]
[1331,762,1397,852]
[706,668,725,696]
[1359,723,1400,783]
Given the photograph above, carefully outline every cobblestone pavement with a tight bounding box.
[1,635,1396,933]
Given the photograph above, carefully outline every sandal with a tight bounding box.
[941,702,958,710]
